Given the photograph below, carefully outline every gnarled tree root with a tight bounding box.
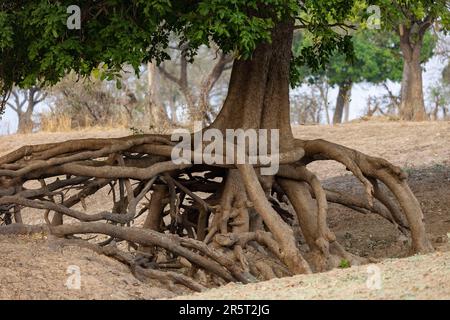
[0,134,433,291]
[295,138,432,254]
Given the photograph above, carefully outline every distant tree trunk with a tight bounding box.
[315,103,322,124]
[177,55,198,123]
[17,108,34,134]
[198,53,233,125]
[159,50,231,126]
[333,80,352,124]
[343,90,350,122]
[147,62,171,128]
[159,55,196,124]
[398,24,428,121]
[432,95,440,120]
[381,82,400,114]
[399,58,426,121]
[169,95,178,123]
[324,106,331,125]
[365,96,385,117]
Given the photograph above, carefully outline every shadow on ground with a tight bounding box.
[322,164,450,259]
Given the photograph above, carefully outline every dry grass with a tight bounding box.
[39,112,131,133]
[40,113,73,132]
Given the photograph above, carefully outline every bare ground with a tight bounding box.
[0,120,449,300]
[177,251,450,300]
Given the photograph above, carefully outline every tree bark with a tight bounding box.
[398,24,427,121]
[332,80,352,124]
[210,20,295,151]
[142,185,167,231]
[399,58,426,121]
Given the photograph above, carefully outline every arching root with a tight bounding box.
[295,138,432,254]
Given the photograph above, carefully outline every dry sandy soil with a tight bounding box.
[0,120,449,300]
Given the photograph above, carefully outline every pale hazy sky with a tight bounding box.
[0,55,447,135]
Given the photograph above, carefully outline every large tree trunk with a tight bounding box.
[210,20,294,152]
[332,80,352,124]
[210,20,312,274]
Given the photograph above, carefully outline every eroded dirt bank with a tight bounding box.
[0,121,449,299]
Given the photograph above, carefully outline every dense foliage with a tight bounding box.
[0,0,373,114]
[294,29,436,87]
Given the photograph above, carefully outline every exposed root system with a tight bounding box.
[0,134,432,292]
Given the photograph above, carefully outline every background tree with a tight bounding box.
[146,62,173,129]
[294,29,435,124]
[290,77,332,124]
[6,86,46,133]
[0,1,433,290]
[428,61,450,119]
[43,73,134,130]
[158,45,233,125]
[377,0,450,120]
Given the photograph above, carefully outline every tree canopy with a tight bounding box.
[0,0,374,114]
[376,0,449,32]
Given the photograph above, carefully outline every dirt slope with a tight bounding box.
[0,121,449,300]
[0,235,175,300]
[177,251,450,300]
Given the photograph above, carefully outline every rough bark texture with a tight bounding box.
[211,20,294,151]
[399,58,426,121]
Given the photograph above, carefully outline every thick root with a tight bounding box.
[295,138,432,254]
[238,164,311,274]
